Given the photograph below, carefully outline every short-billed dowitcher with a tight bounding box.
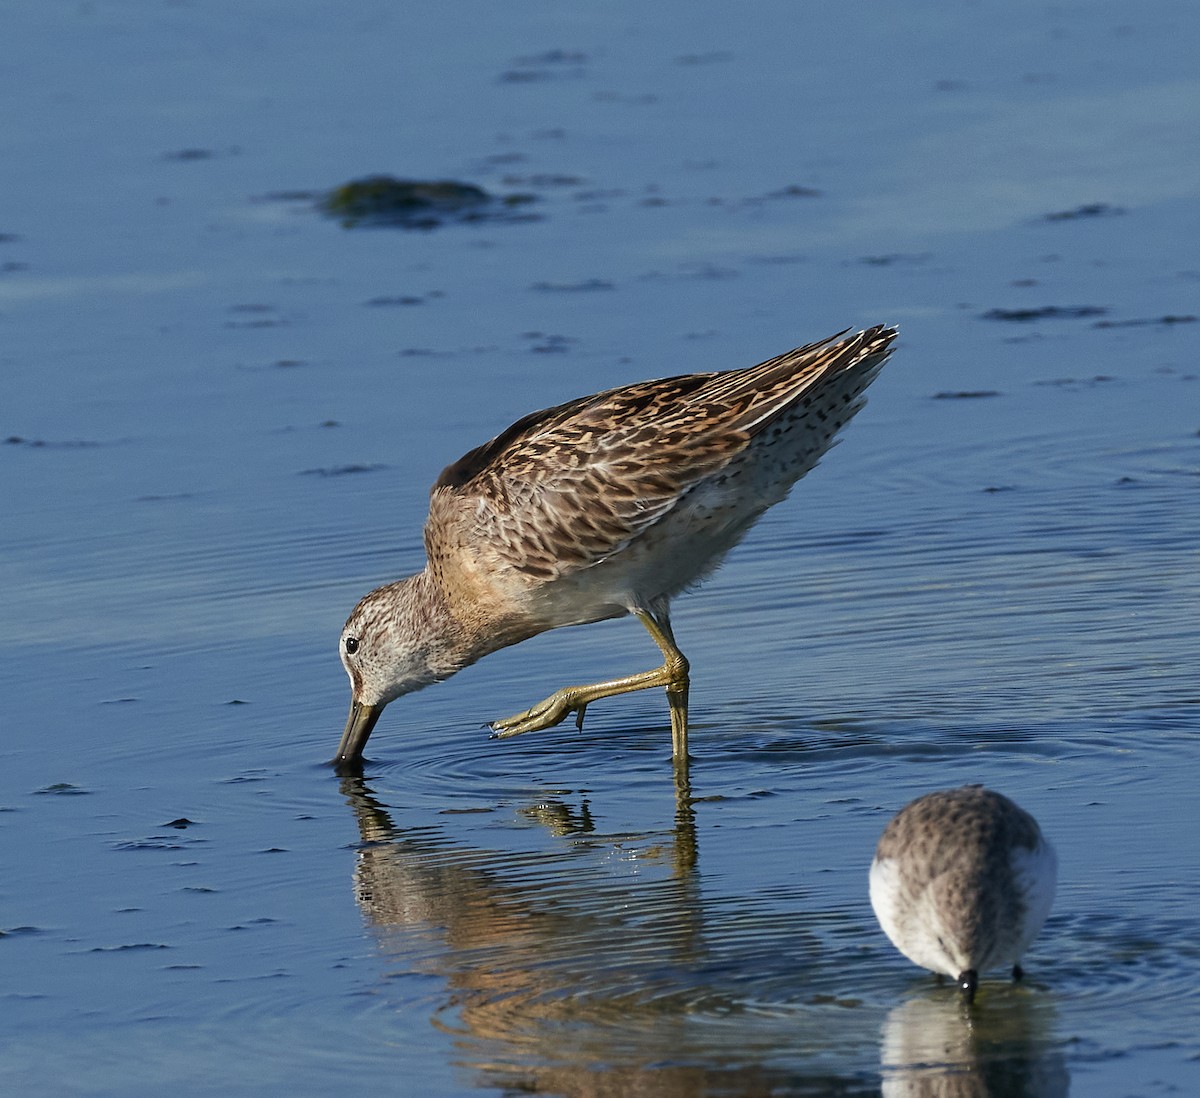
[335,325,897,766]
[869,786,1057,1002]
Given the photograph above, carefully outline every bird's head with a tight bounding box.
[333,577,447,767]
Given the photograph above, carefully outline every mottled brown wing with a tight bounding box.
[425,326,896,581]
[698,325,895,435]
[427,374,751,580]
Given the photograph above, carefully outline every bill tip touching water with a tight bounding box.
[334,324,898,768]
[869,785,1057,1003]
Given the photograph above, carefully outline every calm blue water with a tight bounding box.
[3,1,1198,1094]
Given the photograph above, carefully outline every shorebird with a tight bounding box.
[869,785,1058,1002]
[335,325,897,767]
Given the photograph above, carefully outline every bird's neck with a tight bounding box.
[378,568,473,684]
[419,565,543,669]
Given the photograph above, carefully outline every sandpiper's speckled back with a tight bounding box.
[425,326,896,639]
[869,786,1057,982]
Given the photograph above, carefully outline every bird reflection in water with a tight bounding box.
[880,992,1068,1098]
[339,777,873,1095]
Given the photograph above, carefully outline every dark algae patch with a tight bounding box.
[299,463,387,477]
[981,305,1109,322]
[320,175,537,228]
[1093,314,1196,329]
[1041,202,1126,221]
[33,783,89,796]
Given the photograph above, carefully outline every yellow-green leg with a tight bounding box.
[489,608,690,759]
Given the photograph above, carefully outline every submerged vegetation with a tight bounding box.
[319,175,537,228]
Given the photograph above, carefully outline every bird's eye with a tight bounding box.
[344,636,359,655]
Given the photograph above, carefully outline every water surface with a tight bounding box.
[3,1,1198,1094]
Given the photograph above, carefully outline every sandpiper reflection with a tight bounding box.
[340,778,876,1094]
[880,992,1068,1098]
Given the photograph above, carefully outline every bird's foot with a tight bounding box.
[489,688,588,739]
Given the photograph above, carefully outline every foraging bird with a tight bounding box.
[869,785,1057,1002]
[335,325,897,766]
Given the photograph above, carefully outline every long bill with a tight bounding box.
[334,698,384,766]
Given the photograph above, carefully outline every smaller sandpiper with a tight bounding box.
[869,785,1057,1002]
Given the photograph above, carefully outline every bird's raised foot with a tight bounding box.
[489,688,589,739]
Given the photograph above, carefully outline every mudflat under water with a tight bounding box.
[3,2,1198,1095]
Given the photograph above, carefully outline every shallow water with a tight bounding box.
[3,1,1199,1094]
